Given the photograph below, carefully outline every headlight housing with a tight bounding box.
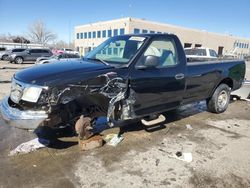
[21,87,42,103]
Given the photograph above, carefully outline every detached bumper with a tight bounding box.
[0,97,48,130]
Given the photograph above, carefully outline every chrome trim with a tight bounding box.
[0,97,48,130]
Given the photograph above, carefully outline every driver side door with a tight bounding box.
[130,36,186,116]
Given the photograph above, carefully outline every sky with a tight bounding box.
[0,0,250,42]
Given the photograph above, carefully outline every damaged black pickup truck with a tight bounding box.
[0,34,246,134]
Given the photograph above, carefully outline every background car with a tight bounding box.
[0,48,26,60]
[61,48,79,55]
[184,47,218,62]
[9,48,53,64]
[35,53,80,64]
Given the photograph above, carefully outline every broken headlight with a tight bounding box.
[21,87,42,103]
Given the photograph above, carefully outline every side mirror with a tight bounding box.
[144,55,160,67]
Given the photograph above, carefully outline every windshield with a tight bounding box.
[85,35,146,65]
[185,49,207,56]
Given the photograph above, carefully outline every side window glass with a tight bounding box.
[137,38,178,68]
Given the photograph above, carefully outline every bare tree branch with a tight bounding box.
[27,20,57,45]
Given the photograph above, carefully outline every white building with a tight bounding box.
[75,17,250,57]
[0,42,44,51]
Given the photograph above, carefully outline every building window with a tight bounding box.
[150,31,155,34]
[80,33,83,39]
[108,48,112,55]
[108,29,112,37]
[114,48,118,55]
[113,29,118,36]
[134,28,140,34]
[93,31,96,38]
[76,33,79,39]
[102,30,106,38]
[84,32,87,39]
[97,31,101,38]
[195,44,202,47]
[88,32,91,38]
[142,29,148,33]
[247,44,249,49]
[157,31,162,34]
[120,28,125,35]
[184,43,192,48]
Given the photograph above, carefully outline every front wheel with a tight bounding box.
[206,84,230,113]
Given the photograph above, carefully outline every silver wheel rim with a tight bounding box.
[218,90,228,108]
[16,58,22,64]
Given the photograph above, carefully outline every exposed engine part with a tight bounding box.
[36,72,137,128]
[75,115,93,140]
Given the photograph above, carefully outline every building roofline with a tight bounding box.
[129,18,250,41]
[74,17,131,29]
[75,17,250,41]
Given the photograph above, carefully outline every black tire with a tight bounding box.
[15,57,23,64]
[206,84,230,113]
[2,55,8,60]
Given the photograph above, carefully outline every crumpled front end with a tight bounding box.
[0,97,48,129]
[0,70,137,130]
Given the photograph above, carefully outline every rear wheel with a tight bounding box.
[15,57,23,64]
[206,84,230,113]
[2,55,8,60]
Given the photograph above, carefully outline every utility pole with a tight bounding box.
[68,20,71,48]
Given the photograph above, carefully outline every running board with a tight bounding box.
[141,114,166,126]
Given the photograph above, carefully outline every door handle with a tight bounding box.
[175,73,185,80]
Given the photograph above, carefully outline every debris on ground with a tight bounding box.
[155,159,160,166]
[105,134,124,146]
[186,124,193,130]
[174,151,193,163]
[8,138,49,156]
[234,123,240,127]
[78,135,103,151]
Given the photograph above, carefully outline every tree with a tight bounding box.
[0,34,30,43]
[12,36,30,44]
[27,20,57,45]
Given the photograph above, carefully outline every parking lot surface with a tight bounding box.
[0,60,250,188]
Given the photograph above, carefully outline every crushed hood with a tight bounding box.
[14,60,113,86]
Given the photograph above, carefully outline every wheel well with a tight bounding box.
[219,78,233,89]
[15,56,23,60]
[209,78,233,99]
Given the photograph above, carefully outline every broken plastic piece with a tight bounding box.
[175,152,193,163]
[141,114,166,126]
[9,138,49,156]
[186,124,193,130]
[106,134,124,146]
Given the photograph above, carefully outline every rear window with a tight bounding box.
[209,49,218,57]
[185,49,207,56]
[42,49,50,53]
[12,49,26,52]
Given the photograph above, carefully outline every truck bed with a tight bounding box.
[183,59,246,104]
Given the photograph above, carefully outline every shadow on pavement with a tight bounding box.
[34,101,208,150]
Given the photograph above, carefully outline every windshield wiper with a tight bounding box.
[86,58,109,66]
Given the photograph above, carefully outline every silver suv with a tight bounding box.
[9,48,53,64]
[0,48,26,60]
